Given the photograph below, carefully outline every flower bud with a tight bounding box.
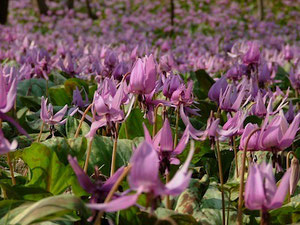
[290,157,300,195]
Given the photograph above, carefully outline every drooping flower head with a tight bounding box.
[128,54,157,95]
[245,162,291,211]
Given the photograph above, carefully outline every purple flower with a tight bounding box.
[289,67,300,91]
[219,110,246,138]
[283,45,294,61]
[285,101,295,124]
[128,54,157,95]
[219,84,246,112]
[0,129,17,155]
[239,123,261,151]
[243,41,260,65]
[162,74,183,99]
[170,80,194,107]
[245,162,291,211]
[40,97,68,125]
[68,155,124,221]
[0,70,17,114]
[72,87,89,108]
[86,81,125,138]
[208,76,228,102]
[260,112,300,151]
[250,91,267,117]
[143,119,189,174]
[87,140,194,212]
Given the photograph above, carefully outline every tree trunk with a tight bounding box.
[170,0,174,36]
[35,0,49,15]
[257,0,264,21]
[0,0,9,25]
[67,0,74,9]
[85,0,97,20]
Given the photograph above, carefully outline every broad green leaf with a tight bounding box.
[190,69,215,100]
[20,143,75,195]
[0,195,89,225]
[48,85,71,106]
[88,135,133,176]
[0,182,52,201]
[64,78,89,97]
[119,108,162,139]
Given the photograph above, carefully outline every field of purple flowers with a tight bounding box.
[0,0,300,224]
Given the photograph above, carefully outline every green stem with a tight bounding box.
[75,103,93,138]
[110,123,119,176]
[37,122,44,142]
[84,138,93,173]
[216,137,225,225]
[94,165,132,225]
[174,106,179,147]
[233,136,239,178]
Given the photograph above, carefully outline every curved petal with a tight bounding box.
[86,118,107,138]
[160,119,173,151]
[52,105,68,122]
[244,164,265,210]
[68,155,96,193]
[87,192,140,212]
[268,168,291,210]
[165,141,194,196]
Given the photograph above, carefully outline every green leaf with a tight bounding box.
[190,69,215,100]
[0,182,52,201]
[17,79,55,98]
[119,108,162,139]
[64,78,89,97]
[20,143,76,195]
[48,85,71,106]
[88,135,133,176]
[65,116,90,139]
[0,195,89,225]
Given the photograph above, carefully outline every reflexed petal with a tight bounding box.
[52,105,68,122]
[160,119,173,151]
[128,141,160,192]
[279,113,300,150]
[244,164,265,210]
[173,126,189,155]
[87,192,140,212]
[86,118,107,138]
[68,155,96,193]
[102,166,125,192]
[268,168,291,210]
[165,141,194,195]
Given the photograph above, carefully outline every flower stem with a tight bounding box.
[37,122,44,142]
[7,153,16,185]
[260,210,270,225]
[216,137,225,225]
[166,173,171,209]
[0,119,16,185]
[286,151,297,202]
[153,103,163,137]
[94,164,132,225]
[110,123,119,176]
[75,103,93,138]
[84,138,93,173]
[237,128,260,225]
[174,106,179,147]
[232,136,239,177]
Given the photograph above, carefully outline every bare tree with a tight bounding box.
[67,0,74,9]
[0,0,9,25]
[257,0,264,21]
[85,0,97,20]
[32,0,49,15]
[170,0,175,36]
